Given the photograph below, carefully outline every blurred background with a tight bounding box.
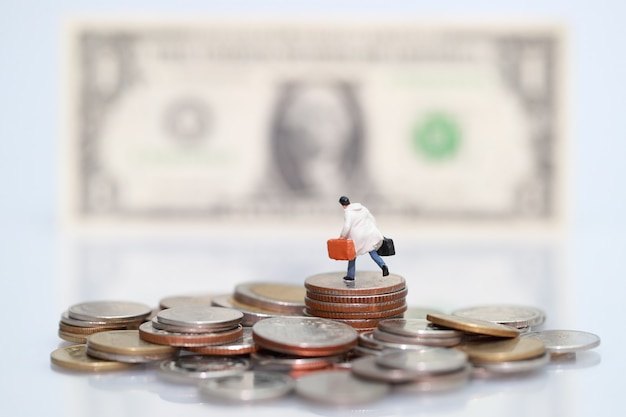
[1,1,625,417]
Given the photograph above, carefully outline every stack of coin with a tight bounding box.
[351,348,471,393]
[354,331,433,357]
[303,272,408,332]
[452,304,546,332]
[58,301,153,343]
[252,316,358,357]
[426,312,551,377]
[352,318,464,356]
[139,306,244,348]
[212,281,306,326]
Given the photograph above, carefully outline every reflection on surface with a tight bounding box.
[61,236,570,325]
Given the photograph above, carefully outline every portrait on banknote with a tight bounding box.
[267,81,368,198]
[62,21,566,231]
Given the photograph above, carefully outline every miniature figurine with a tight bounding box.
[338,196,389,280]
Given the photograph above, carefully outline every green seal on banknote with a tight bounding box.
[413,113,461,161]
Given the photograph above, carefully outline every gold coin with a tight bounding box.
[456,337,546,363]
[87,330,179,356]
[50,345,135,372]
[58,322,125,335]
[58,330,88,344]
[234,282,306,314]
[427,313,520,338]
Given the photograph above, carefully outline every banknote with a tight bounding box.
[62,20,566,230]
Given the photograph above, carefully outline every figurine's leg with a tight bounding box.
[369,250,389,276]
[344,258,356,280]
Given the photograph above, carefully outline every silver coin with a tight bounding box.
[159,294,214,309]
[402,306,445,319]
[295,370,389,405]
[452,305,546,328]
[187,327,258,355]
[60,311,122,328]
[198,371,294,402]
[376,348,468,375]
[358,331,432,351]
[521,330,601,354]
[68,301,153,323]
[472,352,551,376]
[393,364,472,393]
[352,345,384,357]
[158,355,251,383]
[156,306,243,329]
[211,294,297,326]
[378,318,463,338]
[252,317,357,353]
[150,317,237,334]
[372,329,462,347]
[351,356,422,383]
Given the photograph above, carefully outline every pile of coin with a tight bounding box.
[303,271,408,332]
[211,281,306,326]
[58,301,154,343]
[138,306,245,348]
[50,286,602,406]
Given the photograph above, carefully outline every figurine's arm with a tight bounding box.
[340,213,351,238]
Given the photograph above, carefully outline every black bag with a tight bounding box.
[377,237,395,256]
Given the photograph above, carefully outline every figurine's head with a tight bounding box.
[338,196,350,206]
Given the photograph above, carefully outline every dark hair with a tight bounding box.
[339,196,350,205]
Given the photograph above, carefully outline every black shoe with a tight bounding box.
[343,276,355,281]
[382,265,389,277]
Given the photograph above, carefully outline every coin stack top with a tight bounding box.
[233,282,306,315]
[58,300,153,343]
[212,281,306,326]
[305,271,406,296]
[252,316,358,357]
[139,306,244,347]
[304,271,408,332]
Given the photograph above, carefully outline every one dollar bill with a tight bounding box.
[62,20,566,232]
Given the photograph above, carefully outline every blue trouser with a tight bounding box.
[347,250,386,278]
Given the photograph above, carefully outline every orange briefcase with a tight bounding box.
[327,238,356,260]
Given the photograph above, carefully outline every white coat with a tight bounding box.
[340,203,384,256]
